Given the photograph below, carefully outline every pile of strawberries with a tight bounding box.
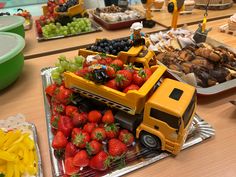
[75,56,153,93]
[35,1,57,34]
[45,84,135,175]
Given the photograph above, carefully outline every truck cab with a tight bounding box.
[136,78,196,155]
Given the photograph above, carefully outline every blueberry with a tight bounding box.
[97,47,102,52]
[124,46,129,51]
[112,49,117,55]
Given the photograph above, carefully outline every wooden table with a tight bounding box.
[23,17,166,59]
[1,44,236,176]
[135,4,236,28]
[187,18,236,47]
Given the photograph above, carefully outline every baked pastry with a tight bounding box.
[153,0,164,9]
[228,13,236,31]
[184,0,195,11]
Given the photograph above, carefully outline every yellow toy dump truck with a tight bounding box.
[78,44,156,69]
[64,65,196,155]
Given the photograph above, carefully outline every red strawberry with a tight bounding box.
[53,103,66,115]
[110,59,124,71]
[88,110,102,123]
[45,83,57,97]
[65,105,78,117]
[119,129,135,146]
[123,84,140,93]
[58,115,73,137]
[91,127,106,142]
[115,70,133,89]
[72,111,87,127]
[83,122,97,134]
[73,150,89,167]
[124,63,135,73]
[52,131,68,149]
[108,138,127,157]
[106,66,116,79]
[105,57,113,64]
[133,68,152,87]
[97,58,107,65]
[50,114,59,129]
[102,110,114,124]
[65,142,77,158]
[65,157,80,175]
[104,79,119,90]
[89,151,111,171]
[105,123,119,139]
[72,128,90,148]
[55,85,73,105]
[75,67,91,80]
[86,140,102,155]
[143,68,153,81]
[133,69,146,87]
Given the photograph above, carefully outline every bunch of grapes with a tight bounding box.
[87,38,132,55]
[51,55,85,84]
[42,18,92,38]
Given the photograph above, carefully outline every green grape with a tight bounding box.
[55,62,60,67]
[74,56,85,66]
[60,60,67,69]
[85,27,90,32]
[56,66,64,73]
[63,31,68,36]
[51,70,60,79]
[69,63,78,72]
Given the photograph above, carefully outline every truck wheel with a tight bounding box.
[140,132,161,150]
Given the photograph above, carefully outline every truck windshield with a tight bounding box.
[150,108,179,129]
[183,95,195,128]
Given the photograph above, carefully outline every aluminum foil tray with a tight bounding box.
[41,67,215,177]
[36,19,102,42]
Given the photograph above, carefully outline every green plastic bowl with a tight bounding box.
[0,32,25,90]
[0,16,25,38]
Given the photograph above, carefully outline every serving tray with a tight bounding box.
[149,30,236,95]
[41,67,215,177]
[0,114,43,177]
[36,19,102,42]
[91,8,146,30]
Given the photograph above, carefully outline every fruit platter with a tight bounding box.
[148,28,236,95]
[36,0,102,41]
[14,8,33,30]
[41,53,215,176]
[91,5,145,30]
[0,114,42,177]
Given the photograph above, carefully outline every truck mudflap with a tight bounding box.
[64,65,167,115]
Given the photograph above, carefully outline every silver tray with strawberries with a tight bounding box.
[41,67,215,177]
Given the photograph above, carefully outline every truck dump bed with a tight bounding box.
[64,65,167,115]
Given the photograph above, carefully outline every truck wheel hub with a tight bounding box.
[144,135,157,148]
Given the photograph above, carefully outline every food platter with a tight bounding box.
[148,29,236,95]
[0,114,43,177]
[36,19,102,42]
[41,67,215,177]
[91,6,146,30]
